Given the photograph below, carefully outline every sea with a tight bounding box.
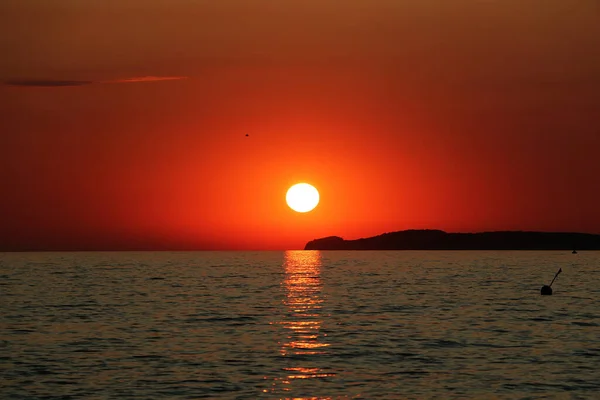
[1,251,599,399]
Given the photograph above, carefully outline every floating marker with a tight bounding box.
[540,285,552,295]
[541,268,562,296]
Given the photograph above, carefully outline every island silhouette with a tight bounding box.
[304,230,600,250]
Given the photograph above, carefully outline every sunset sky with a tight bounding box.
[1,0,599,250]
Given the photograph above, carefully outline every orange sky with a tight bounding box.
[1,1,599,250]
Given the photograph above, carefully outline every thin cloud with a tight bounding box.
[4,79,93,87]
[102,76,188,83]
[3,76,188,87]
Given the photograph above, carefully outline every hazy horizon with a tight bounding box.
[2,228,600,252]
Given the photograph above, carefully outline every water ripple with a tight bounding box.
[1,250,599,398]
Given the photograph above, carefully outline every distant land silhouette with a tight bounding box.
[304,230,600,250]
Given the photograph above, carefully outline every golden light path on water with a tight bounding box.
[268,250,337,397]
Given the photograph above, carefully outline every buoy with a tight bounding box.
[541,268,562,296]
[540,285,552,295]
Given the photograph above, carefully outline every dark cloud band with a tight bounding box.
[4,80,93,87]
[3,76,188,87]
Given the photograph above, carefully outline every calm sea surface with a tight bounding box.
[1,251,599,399]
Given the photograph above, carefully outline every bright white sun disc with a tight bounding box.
[286,183,319,213]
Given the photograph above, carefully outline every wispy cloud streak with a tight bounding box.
[3,76,188,88]
[4,79,93,87]
[102,76,188,84]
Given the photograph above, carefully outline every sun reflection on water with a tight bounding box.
[281,251,329,357]
[269,250,337,397]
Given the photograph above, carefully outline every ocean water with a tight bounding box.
[1,250,599,399]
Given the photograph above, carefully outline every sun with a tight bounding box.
[286,183,320,213]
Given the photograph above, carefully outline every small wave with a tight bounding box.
[48,303,96,309]
[185,316,258,324]
[383,370,430,375]
[40,380,78,385]
[130,355,167,360]
[424,339,466,348]
[573,350,600,358]
[571,321,599,327]
[10,329,36,334]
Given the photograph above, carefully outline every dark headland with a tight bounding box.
[304,230,600,250]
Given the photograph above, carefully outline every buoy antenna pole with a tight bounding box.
[548,268,562,287]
